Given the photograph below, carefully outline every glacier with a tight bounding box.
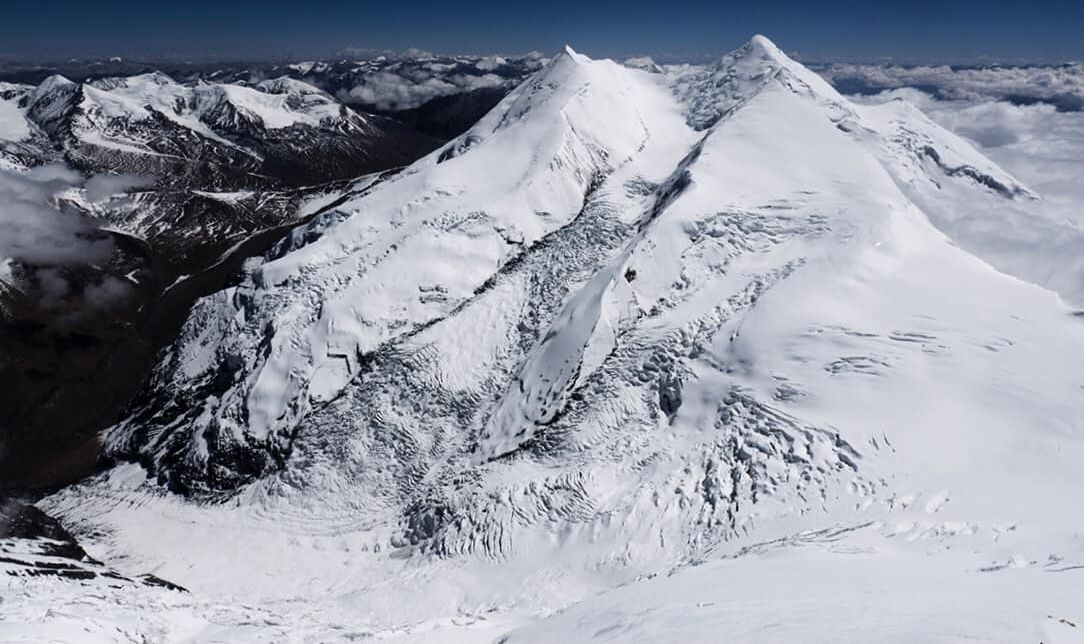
[3,35,1084,643]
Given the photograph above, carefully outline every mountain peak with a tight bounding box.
[722,33,797,72]
[623,56,663,73]
[560,44,590,64]
[674,33,840,130]
[32,74,75,96]
[25,74,80,127]
[746,34,785,58]
[19,32,1084,644]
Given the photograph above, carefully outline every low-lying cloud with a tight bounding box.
[852,88,1084,229]
[340,70,512,111]
[0,166,141,318]
[820,63,1084,112]
[852,87,1084,306]
[0,165,113,267]
[83,172,153,204]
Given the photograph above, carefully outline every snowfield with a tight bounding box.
[3,36,1084,642]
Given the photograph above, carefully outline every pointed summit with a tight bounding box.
[721,33,798,74]
[674,34,841,130]
[25,74,81,131]
[560,44,590,65]
[28,74,75,103]
[746,34,787,60]
[723,34,835,96]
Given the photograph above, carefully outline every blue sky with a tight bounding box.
[1,0,1081,62]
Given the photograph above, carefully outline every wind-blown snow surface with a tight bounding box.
[7,37,1084,642]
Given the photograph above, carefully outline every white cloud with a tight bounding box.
[853,89,1084,228]
[475,56,507,72]
[83,173,153,203]
[337,47,435,61]
[342,70,509,110]
[821,63,1084,111]
[0,165,137,317]
[0,165,113,267]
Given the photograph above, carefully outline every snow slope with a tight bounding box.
[502,543,1084,644]
[0,83,51,170]
[7,36,1084,642]
[0,84,31,141]
[101,45,697,491]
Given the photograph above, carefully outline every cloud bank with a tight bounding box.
[852,88,1084,229]
[820,63,1084,111]
[850,87,1084,306]
[340,70,510,110]
[320,53,545,111]
[0,166,113,267]
[0,166,141,317]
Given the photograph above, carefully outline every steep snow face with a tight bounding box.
[0,83,37,170]
[0,84,31,142]
[19,75,83,146]
[672,34,843,130]
[669,36,1084,307]
[23,37,1084,642]
[102,48,696,492]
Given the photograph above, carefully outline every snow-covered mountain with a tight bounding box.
[1,70,440,270]
[201,51,545,121]
[1,52,548,143]
[5,71,437,189]
[5,36,1084,642]
[0,72,442,492]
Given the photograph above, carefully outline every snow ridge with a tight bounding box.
[101,47,678,492]
[18,36,1084,643]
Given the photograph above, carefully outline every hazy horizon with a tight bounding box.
[2,0,1082,64]
[0,44,1078,68]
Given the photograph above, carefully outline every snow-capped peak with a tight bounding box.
[16,70,372,161]
[26,74,77,108]
[745,33,786,61]
[23,74,81,132]
[101,44,692,490]
[30,73,76,95]
[561,44,590,64]
[26,36,1084,644]
[731,34,840,96]
[623,56,663,73]
[92,71,178,90]
[674,34,843,129]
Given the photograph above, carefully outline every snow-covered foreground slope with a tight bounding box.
[6,36,1084,642]
[502,543,1084,644]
